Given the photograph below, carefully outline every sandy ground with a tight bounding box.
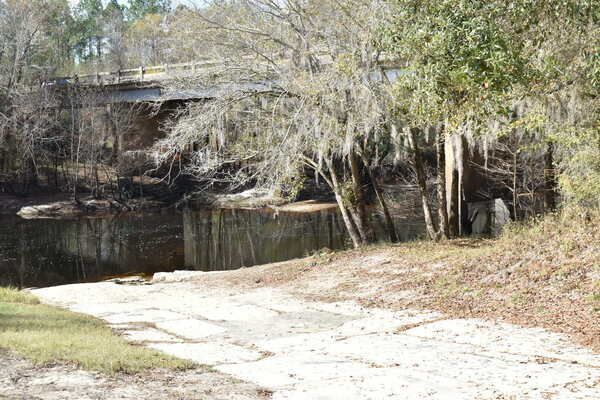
[0,349,268,400]
[29,267,600,400]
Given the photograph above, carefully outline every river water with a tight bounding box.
[0,208,424,288]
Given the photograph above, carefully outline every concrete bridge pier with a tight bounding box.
[110,100,187,173]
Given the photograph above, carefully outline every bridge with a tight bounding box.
[44,60,232,103]
[41,59,404,163]
[45,59,403,104]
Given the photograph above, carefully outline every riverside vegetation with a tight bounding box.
[0,0,598,236]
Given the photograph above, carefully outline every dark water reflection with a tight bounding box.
[0,208,424,288]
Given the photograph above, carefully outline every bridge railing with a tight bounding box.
[44,55,401,89]
[45,60,221,87]
[45,52,337,87]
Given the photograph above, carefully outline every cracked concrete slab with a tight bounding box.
[149,342,264,365]
[101,309,188,324]
[154,319,227,340]
[404,319,600,367]
[33,274,600,399]
[122,328,183,343]
[217,353,378,388]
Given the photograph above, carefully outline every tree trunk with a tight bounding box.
[444,134,459,235]
[448,166,460,236]
[436,127,449,239]
[333,189,362,248]
[348,150,376,244]
[106,104,120,163]
[544,141,557,212]
[325,157,363,248]
[96,36,102,60]
[408,128,438,240]
[360,153,398,243]
[512,151,518,219]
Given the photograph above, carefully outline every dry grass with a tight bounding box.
[380,208,600,350]
[420,207,600,350]
[0,288,196,374]
[0,287,41,305]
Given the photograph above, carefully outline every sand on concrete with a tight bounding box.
[32,272,600,400]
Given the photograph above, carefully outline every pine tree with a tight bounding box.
[73,0,104,61]
[126,0,170,21]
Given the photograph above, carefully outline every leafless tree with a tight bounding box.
[156,0,399,248]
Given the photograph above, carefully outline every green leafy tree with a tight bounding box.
[73,0,105,62]
[125,13,168,65]
[32,0,76,74]
[382,0,540,238]
[103,0,128,69]
[382,0,599,234]
[126,0,170,21]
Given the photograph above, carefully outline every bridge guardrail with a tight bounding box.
[45,59,220,86]
[45,54,401,89]
[45,52,338,86]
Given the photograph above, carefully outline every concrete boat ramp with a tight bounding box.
[33,272,600,399]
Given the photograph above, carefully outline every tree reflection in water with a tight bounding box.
[0,208,424,288]
[183,209,347,271]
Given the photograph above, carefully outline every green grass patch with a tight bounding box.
[0,288,196,374]
[588,293,600,302]
[588,293,600,312]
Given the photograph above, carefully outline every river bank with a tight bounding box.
[21,209,600,399]
[0,192,165,217]
[0,187,288,218]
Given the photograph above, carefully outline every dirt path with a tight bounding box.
[32,272,600,400]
